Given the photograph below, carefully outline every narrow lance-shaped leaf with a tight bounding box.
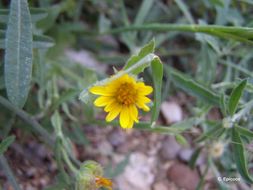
[151,57,163,124]
[196,124,223,143]
[167,66,220,106]
[228,79,247,116]
[124,39,155,74]
[189,148,202,169]
[236,126,253,139]
[4,0,33,107]
[51,111,63,137]
[175,134,188,146]
[0,136,15,155]
[231,127,253,184]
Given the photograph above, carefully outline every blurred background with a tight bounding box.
[1,0,253,189]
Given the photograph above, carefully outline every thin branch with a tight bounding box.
[0,96,54,145]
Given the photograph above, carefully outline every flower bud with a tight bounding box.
[210,141,224,158]
[75,161,112,190]
[80,160,103,176]
[222,118,232,128]
[75,172,96,190]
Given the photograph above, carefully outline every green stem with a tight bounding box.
[61,147,78,175]
[0,96,55,145]
[90,118,199,134]
[196,158,210,190]
[104,24,253,44]
[0,155,21,190]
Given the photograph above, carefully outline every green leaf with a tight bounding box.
[98,14,111,33]
[0,8,48,23]
[0,155,21,190]
[236,126,253,139]
[175,134,188,146]
[51,111,63,137]
[104,154,130,178]
[196,124,224,143]
[68,124,89,145]
[189,148,202,169]
[151,57,163,124]
[231,127,253,184]
[32,35,55,49]
[0,33,54,49]
[0,74,4,89]
[53,137,70,186]
[134,0,155,25]
[220,93,227,115]
[4,0,33,108]
[174,0,194,24]
[228,79,247,116]
[123,39,155,74]
[196,43,218,84]
[0,136,15,155]
[50,89,80,112]
[37,4,63,32]
[167,66,220,106]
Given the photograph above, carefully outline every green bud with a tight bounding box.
[75,172,96,190]
[80,160,103,176]
[75,161,105,190]
[222,118,232,128]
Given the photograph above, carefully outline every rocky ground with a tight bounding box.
[0,98,233,190]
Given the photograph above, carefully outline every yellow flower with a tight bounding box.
[89,74,153,129]
[95,176,113,190]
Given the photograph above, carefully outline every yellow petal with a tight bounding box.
[119,107,130,128]
[106,104,122,122]
[137,96,151,104]
[136,101,150,111]
[104,100,116,112]
[126,117,134,129]
[129,105,139,123]
[94,96,111,107]
[137,82,153,95]
[89,86,113,96]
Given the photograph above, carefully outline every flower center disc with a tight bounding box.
[116,82,137,106]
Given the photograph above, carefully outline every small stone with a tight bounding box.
[108,130,126,147]
[167,162,199,190]
[179,148,205,166]
[98,141,113,156]
[26,185,36,190]
[26,168,36,178]
[161,101,183,124]
[116,153,155,190]
[159,136,181,160]
[153,182,168,190]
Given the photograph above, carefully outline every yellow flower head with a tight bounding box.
[89,74,153,129]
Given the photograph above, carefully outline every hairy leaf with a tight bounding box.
[228,79,247,116]
[4,0,33,107]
